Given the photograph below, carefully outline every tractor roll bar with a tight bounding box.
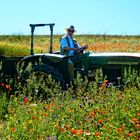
[30,23,55,55]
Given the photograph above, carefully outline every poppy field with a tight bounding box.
[0,35,140,139]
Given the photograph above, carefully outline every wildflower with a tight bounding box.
[1,83,4,86]
[107,82,113,87]
[5,84,10,89]
[104,118,107,120]
[98,119,103,124]
[43,113,48,117]
[77,130,83,135]
[24,97,29,103]
[10,127,15,133]
[123,135,126,139]
[30,103,37,107]
[53,115,58,119]
[92,115,96,119]
[137,113,140,117]
[85,131,91,136]
[103,111,107,115]
[117,127,122,132]
[136,124,140,129]
[70,129,77,135]
[64,125,70,130]
[55,124,59,129]
[46,105,51,109]
[91,111,95,116]
[91,111,96,118]
[101,83,106,87]
[118,91,122,95]
[9,88,12,91]
[128,133,133,137]
[104,80,109,83]
[59,127,65,133]
[117,127,123,134]
[95,132,101,137]
[131,118,139,124]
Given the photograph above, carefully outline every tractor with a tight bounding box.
[1,23,140,87]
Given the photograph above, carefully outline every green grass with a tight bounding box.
[0,35,140,56]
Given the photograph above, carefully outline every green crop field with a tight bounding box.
[0,35,140,139]
[0,35,140,56]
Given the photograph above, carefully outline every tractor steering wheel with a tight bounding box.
[75,45,88,55]
[78,45,88,54]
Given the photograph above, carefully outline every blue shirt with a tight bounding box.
[60,35,80,56]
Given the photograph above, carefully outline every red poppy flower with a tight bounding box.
[118,127,122,132]
[95,132,101,137]
[5,84,10,89]
[98,119,103,124]
[70,129,77,135]
[128,133,133,137]
[10,127,15,133]
[24,97,29,103]
[103,111,107,115]
[77,129,83,135]
[59,127,65,132]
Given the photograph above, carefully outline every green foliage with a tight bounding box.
[0,70,140,139]
[0,93,9,119]
[123,66,140,89]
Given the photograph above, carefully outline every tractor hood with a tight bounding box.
[35,54,66,62]
[89,52,140,65]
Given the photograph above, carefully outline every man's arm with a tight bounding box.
[63,47,80,51]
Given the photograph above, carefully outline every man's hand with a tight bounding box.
[81,45,88,49]
[75,45,88,53]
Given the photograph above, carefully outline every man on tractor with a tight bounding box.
[60,25,88,81]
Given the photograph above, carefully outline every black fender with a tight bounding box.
[17,54,68,86]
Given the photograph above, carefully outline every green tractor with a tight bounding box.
[17,23,140,86]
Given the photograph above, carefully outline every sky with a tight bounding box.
[0,0,140,35]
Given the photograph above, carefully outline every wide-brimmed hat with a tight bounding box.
[65,25,77,32]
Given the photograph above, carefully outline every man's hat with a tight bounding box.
[65,25,77,32]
